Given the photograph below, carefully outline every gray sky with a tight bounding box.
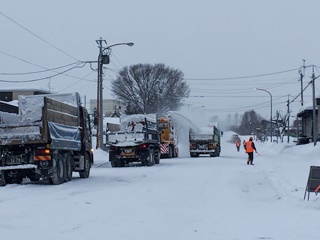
[1,0,320,122]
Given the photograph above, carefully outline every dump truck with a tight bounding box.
[107,114,160,167]
[189,123,221,157]
[0,93,93,186]
[158,117,178,158]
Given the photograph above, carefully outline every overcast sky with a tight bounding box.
[1,0,320,121]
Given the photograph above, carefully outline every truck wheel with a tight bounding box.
[51,153,66,185]
[29,175,40,182]
[0,153,6,186]
[147,149,155,166]
[115,159,124,167]
[13,176,23,184]
[155,150,160,164]
[65,154,73,182]
[168,146,173,158]
[79,152,90,178]
[109,151,117,167]
[0,170,6,186]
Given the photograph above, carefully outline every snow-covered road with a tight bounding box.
[1,132,319,240]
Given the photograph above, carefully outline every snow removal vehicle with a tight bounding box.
[107,114,160,167]
[189,123,221,157]
[0,92,93,186]
[158,117,178,158]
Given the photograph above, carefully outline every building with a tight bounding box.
[296,99,320,143]
[90,99,125,117]
[0,88,51,114]
[0,88,50,102]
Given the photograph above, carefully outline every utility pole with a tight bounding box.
[95,38,106,149]
[94,38,133,150]
[299,59,306,106]
[312,65,317,146]
[287,95,290,143]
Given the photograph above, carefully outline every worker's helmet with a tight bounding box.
[249,137,253,140]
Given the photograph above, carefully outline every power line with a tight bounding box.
[57,70,96,92]
[0,50,95,82]
[0,61,82,75]
[184,67,303,81]
[0,62,86,83]
[0,10,79,61]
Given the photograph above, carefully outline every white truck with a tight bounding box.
[189,123,221,157]
[107,114,160,167]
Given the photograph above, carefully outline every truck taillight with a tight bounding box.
[34,149,51,161]
[140,144,147,149]
[208,144,215,150]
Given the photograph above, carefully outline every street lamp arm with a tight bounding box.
[254,88,272,97]
[254,88,273,142]
[102,42,134,52]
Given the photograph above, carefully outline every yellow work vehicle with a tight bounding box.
[158,117,178,158]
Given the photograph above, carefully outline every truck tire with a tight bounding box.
[168,146,173,158]
[0,170,6,186]
[51,153,66,185]
[65,154,73,182]
[79,152,90,178]
[147,149,155,166]
[114,158,125,167]
[0,153,6,186]
[155,150,160,164]
[109,151,117,168]
[111,160,117,167]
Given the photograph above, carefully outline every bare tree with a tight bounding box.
[231,110,262,135]
[111,63,190,115]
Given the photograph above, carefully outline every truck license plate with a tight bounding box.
[6,156,22,165]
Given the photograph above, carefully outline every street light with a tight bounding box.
[96,39,134,149]
[255,88,273,142]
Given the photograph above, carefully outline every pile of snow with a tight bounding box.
[120,114,157,132]
[18,92,80,122]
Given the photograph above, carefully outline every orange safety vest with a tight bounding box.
[246,141,254,153]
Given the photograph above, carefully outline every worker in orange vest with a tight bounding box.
[236,140,241,151]
[246,137,257,165]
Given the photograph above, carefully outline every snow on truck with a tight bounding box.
[158,117,178,158]
[107,114,160,167]
[0,93,93,186]
[189,123,221,157]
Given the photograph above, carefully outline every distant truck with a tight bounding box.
[189,124,221,157]
[158,117,178,158]
[0,93,93,186]
[107,114,160,167]
[228,134,241,144]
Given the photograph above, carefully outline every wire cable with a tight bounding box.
[0,61,82,75]
[0,62,86,83]
[0,10,79,61]
[184,67,303,81]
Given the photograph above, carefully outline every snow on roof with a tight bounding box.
[297,102,317,116]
